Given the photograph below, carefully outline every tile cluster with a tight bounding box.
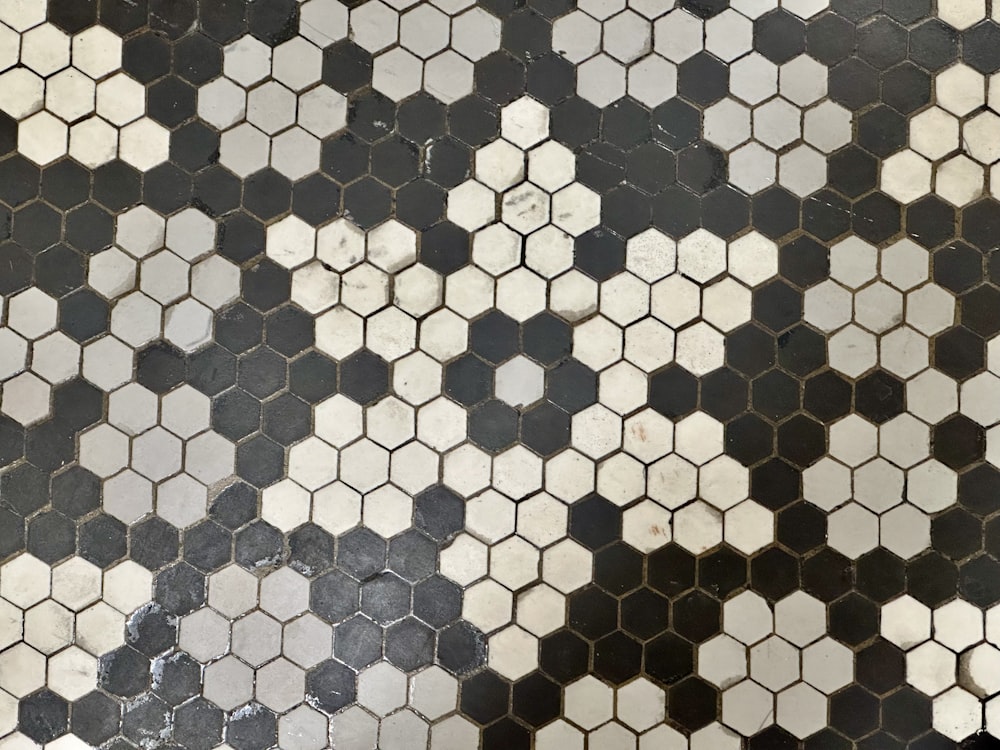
[198,33,347,181]
[551,0,853,197]
[3,0,1000,748]
[703,590,854,739]
[539,677,740,750]
[0,554,142,726]
[0,7,163,170]
[883,64,1000,205]
[884,594,1000,739]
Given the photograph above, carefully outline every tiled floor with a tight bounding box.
[1,0,1000,748]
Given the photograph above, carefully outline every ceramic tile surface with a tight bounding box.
[0,0,998,748]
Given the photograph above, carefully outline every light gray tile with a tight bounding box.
[0,372,50,425]
[753,98,801,149]
[140,250,189,305]
[451,7,501,61]
[603,10,651,63]
[576,54,626,108]
[721,679,773,736]
[23,599,73,654]
[357,661,408,717]
[881,149,933,203]
[653,9,703,62]
[271,126,321,181]
[50,557,102,613]
[197,77,246,130]
[0,328,28,380]
[578,0,626,20]
[802,637,854,694]
[297,85,347,138]
[163,299,214,353]
[373,47,422,101]
[102,470,153,525]
[828,325,877,379]
[881,595,932,650]
[778,145,826,197]
[7,287,56,339]
[730,52,777,104]
[704,8,752,62]
[773,592,825,648]
[133,426,183,482]
[616,678,665,732]
[88,248,137,300]
[494,355,543,407]
[108,383,158,436]
[209,565,259,619]
[185,431,236,486]
[219,123,271,178]
[0,643,46,698]
[161,385,210,440]
[698,634,748,688]
[704,98,751,150]
[48,645,98,701]
[778,54,827,105]
[103,561,153,615]
[279,704,330,750]
[399,4,449,58]
[165,207,216,262]
[79,423,130,479]
[203,655,254,710]
[76,601,125,656]
[272,36,322,92]
[803,100,852,153]
[906,458,958,513]
[379,709,429,750]
[231,611,283,667]
[827,502,879,559]
[776,683,827,739]
[430,715,479,749]
[260,568,311,622]
[564,675,613,730]
[728,142,776,194]
[95,72,144,125]
[409,666,458,720]
[330,705,379,750]
[424,50,474,104]
[552,10,601,63]
[854,458,904,513]
[82,335,134,391]
[749,636,799,691]
[299,0,349,47]
[350,0,400,53]
[934,599,983,652]
[283,614,333,668]
[256,657,306,712]
[223,34,272,86]
[179,607,231,662]
[907,640,956,696]
[110,291,162,348]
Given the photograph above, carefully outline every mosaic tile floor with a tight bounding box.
[4,0,1000,747]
